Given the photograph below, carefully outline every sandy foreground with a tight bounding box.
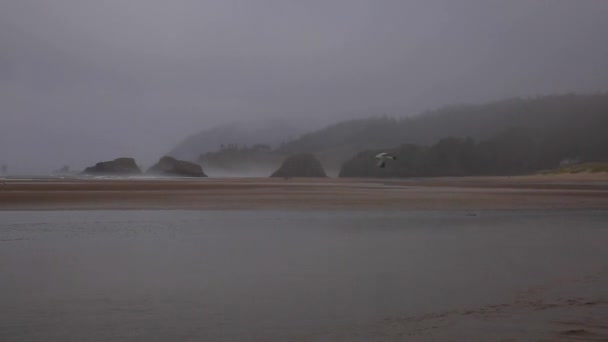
[1,173,607,210]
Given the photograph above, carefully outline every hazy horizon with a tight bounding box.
[2,0,608,173]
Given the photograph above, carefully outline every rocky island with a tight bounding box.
[147,156,207,177]
[82,157,142,175]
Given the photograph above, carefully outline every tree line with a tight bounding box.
[339,126,608,177]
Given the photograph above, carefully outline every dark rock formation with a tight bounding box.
[82,158,142,175]
[270,153,327,178]
[147,156,207,177]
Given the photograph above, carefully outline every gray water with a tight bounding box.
[1,210,607,341]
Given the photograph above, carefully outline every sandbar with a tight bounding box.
[1,174,607,210]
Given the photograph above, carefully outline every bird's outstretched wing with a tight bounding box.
[376,152,396,160]
[377,161,386,168]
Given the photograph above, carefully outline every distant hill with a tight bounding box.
[339,128,608,178]
[278,94,608,169]
[168,120,307,161]
[338,104,608,177]
[171,93,608,176]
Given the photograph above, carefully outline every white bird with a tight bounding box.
[375,152,397,168]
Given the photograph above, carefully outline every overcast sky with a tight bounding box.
[1,0,608,173]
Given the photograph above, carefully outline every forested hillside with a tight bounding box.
[278,94,608,159]
[339,125,608,178]
[189,94,608,176]
[168,120,304,161]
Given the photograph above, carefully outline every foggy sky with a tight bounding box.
[2,0,608,173]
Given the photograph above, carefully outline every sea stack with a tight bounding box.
[147,156,207,177]
[82,158,142,175]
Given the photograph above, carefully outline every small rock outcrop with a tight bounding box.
[147,156,207,177]
[82,158,142,175]
[270,154,327,178]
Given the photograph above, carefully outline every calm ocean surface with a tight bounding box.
[1,210,607,341]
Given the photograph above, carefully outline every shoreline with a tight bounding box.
[1,174,607,211]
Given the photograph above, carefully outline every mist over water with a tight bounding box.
[2,210,607,340]
[203,166,279,178]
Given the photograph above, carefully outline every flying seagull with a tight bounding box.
[375,152,397,168]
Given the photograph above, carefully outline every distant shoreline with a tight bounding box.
[1,174,607,211]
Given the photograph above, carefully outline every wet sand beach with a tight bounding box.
[1,174,608,210]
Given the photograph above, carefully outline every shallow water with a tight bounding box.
[1,210,607,341]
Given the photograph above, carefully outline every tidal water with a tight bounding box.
[1,210,607,341]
